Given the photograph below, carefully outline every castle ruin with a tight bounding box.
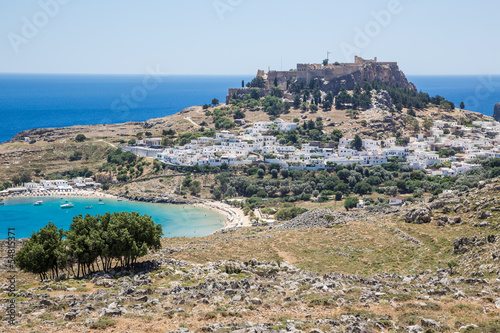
[226,56,415,103]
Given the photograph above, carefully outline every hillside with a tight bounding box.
[1,179,499,332]
[1,71,499,332]
[0,93,490,186]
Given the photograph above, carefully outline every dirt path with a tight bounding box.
[270,241,298,265]
[98,139,117,148]
[185,117,199,127]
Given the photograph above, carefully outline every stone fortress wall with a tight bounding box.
[261,56,398,88]
[226,57,406,103]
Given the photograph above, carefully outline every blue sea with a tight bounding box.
[0,74,498,143]
[0,197,225,239]
[0,74,254,143]
[408,75,500,116]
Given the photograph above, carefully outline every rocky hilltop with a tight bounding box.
[227,57,415,103]
[320,61,416,94]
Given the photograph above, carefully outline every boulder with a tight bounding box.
[54,273,66,282]
[405,206,431,224]
[405,325,423,333]
[63,310,78,321]
[39,299,54,307]
[249,298,262,305]
[98,302,126,317]
[421,318,440,328]
[478,211,491,219]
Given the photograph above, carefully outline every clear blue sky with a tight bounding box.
[1,0,498,75]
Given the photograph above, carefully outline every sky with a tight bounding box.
[0,0,499,75]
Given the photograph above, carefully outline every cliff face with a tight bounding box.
[494,103,500,122]
[322,62,416,94]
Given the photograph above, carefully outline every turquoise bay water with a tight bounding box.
[0,197,225,239]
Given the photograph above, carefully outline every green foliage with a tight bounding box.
[162,129,176,136]
[351,134,363,151]
[275,207,308,221]
[11,172,32,186]
[69,151,83,161]
[344,196,359,211]
[293,95,301,108]
[447,261,458,275]
[233,109,245,119]
[331,129,343,142]
[437,149,457,158]
[107,148,137,166]
[247,76,266,88]
[16,212,162,280]
[270,86,283,97]
[214,117,235,130]
[90,317,116,330]
[353,182,372,195]
[335,88,352,109]
[75,134,87,142]
[15,222,69,281]
[262,96,284,116]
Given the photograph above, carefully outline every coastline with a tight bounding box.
[1,189,250,232]
[191,200,251,230]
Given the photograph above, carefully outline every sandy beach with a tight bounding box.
[192,200,251,229]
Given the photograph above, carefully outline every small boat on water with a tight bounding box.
[99,198,103,202]
[0,202,4,206]
[60,202,74,209]
[98,202,105,205]
[85,205,93,209]
[34,201,43,206]
[117,198,123,201]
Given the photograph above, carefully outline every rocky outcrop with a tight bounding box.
[227,60,415,103]
[277,209,354,230]
[372,90,393,110]
[453,235,497,254]
[405,205,431,224]
[125,195,190,205]
[320,62,416,95]
[6,255,497,332]
[494,103,500,122]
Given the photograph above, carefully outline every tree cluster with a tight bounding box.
[15,212,163,281]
